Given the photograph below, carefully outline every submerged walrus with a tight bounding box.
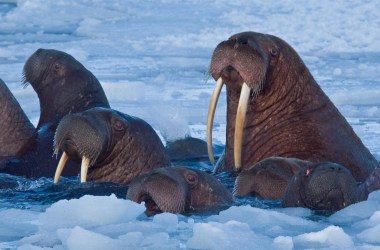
[127,166,233,216]
[234,157,358,211]
[53,107,171,184]
[282,162,358,212]
[206,31,378,182]
[233,157,310,199]
[0,49,110,177]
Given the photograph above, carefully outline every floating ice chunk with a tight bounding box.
[273,236,294,250]
[0,209,39,242]
[39,194,145,231]
[62,226,122,250]
[152,212,179,231]
[357,224,380,244]
[211,205,323,237]
[187,220,272,250]
[293,225,354,249]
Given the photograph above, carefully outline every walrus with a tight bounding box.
[0,78,35,159]
[53,107,171,184]
[0,49,110,177]
[206,31,378,182]
[233,157,311,199]
[127,166,233,216]
[282,162,358,212]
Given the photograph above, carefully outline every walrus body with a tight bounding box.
[53,107,171,184]
[127,166,233,216]
[207,31,378,181]
[0,49,110,177]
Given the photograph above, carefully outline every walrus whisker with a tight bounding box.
[234,82,251,169]
[80,156,91,183]
[207,77,224,164]
[54,152,69,184]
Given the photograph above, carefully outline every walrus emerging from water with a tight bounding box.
[207,31,378,182]
[127,166,233,216]
[53,107,171,184]
[282,162,358,211]
[234,157,380,211]
[0,49,110,177]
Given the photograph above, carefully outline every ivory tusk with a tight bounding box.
[207,77,224,165]
[80,156,90,183]
[234,82,251,169]
[54,152,69,184]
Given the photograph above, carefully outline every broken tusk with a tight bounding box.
[54,152,69,184]
[207,77,224,165]
[80,156,90,183]
[234,82,251,169]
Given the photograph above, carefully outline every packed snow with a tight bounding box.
[0,0,380,249]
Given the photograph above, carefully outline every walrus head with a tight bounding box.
[282,162,358,212]
[53,107,170,184]
[127,166,233,216]
[234,157,311,200]
[206,32,377,181]
[23,49,110,129]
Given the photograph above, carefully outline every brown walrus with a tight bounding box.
[206,31,378,181]
[233,157,310,199]
[127,166,233,216]
[0,49,110,177]
[53,107,171,184]
[282,162,358,212]
[234,157,379,211]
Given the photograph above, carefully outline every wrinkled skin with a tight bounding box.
[127,166,233,216]
[0,49,109,177]
[282,162,358,212]
[0,79,35,158]
[208,31,378,182]
[54,107,171,184]
[234,157,311,199]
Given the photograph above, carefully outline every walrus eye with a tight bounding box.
[270,47,279,57]
[53,63,61,72]
[185,173,198,186]
[113,119,125,131]
[305,168,312,177]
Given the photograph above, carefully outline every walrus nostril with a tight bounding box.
[235,37,248,45]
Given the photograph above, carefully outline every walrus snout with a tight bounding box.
[54,111,108,183]
[207,32,271,168]
[127,168,188,216]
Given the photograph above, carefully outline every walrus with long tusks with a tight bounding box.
[207,31,378,182]
[0,49,110,177]
[127,166,233,216]
[53,107,171,184]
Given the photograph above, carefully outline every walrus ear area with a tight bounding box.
[184,170,198,186]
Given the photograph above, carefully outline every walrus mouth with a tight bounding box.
[207,76,253,169]
[138,194,163,216]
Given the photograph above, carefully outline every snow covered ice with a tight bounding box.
[0,0,380,249]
